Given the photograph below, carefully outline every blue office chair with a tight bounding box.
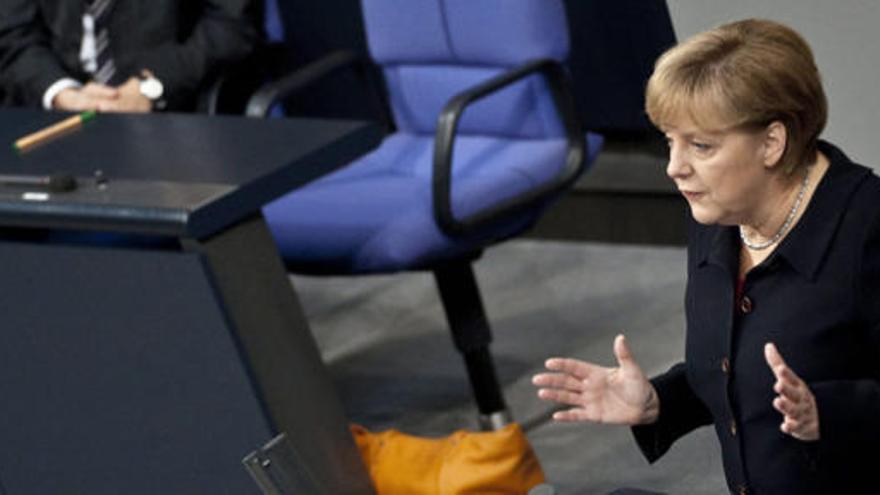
[248,0,603,429]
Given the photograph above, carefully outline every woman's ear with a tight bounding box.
[763,121,788,169]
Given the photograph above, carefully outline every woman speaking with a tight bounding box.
[533,18,880,495]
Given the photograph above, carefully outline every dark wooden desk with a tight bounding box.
[0,109,381,494]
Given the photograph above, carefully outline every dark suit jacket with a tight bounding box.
[0,0,261,111]
[632,141,880,494]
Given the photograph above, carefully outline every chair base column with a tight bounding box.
[434,261,511,429]
[478,410,514,431]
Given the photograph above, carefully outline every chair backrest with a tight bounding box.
[263,0,285,43]
[361,0,569,138]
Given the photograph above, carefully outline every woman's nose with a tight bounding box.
[666,144,691,179]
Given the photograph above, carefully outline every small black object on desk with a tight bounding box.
[0,173,77,192]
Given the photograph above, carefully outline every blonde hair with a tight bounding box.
[645,18,827,173]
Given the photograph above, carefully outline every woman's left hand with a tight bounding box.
[764,342,820,441]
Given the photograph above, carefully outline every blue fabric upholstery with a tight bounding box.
[266,133,602,273]
[382,65,565,137]
[263,0,603,274]
[363,0,568,136]
[263,0,284,43]
[362,0,569,65]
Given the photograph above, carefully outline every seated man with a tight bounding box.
[0,0,261,113]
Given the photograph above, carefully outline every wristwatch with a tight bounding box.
[138,70,166,111]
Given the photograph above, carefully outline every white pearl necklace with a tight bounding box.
[739,168,810,250]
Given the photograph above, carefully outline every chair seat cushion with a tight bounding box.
[263,132,602,274]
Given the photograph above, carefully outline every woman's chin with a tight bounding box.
[688,205,721,225]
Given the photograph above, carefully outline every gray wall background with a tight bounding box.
[666,0,880,170]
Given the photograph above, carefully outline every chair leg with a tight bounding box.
[434,261,512,430]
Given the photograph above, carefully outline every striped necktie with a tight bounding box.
[85,0,117,84]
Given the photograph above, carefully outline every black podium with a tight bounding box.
[0,109,382,494]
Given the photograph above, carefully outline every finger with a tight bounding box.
[53,90,98,112]
[97,99,131,113]
[774,380,802,403]
[774,396,800,418]
[614,334,630,364]
[96,100,117,112]
[65,99,98,112]
[775,365,804,387]
[536,388,586,407]
[766,343,806,393]
[116,76,141,90]
[614,334,640,371]
[532,372,585,392]
[782,417,802,433]
[545,357,598,380]
[552,408,592,423]
[766,344,808,389]
[82,83,119,99]
[773,395,802,418]
[764,342,788,375]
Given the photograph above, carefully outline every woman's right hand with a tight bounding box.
[532,334,659,425]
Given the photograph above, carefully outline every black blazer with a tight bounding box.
[0,0,260,110]
[633,141,880,494]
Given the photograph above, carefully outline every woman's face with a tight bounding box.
[663,118,778,226]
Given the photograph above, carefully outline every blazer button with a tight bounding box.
[729,419,737,436]
[721,357,731,374]
[739,295,753,314]
[738,483,749,494]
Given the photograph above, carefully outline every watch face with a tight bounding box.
[139,77,164,100]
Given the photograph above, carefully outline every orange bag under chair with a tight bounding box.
[351,423,545,494]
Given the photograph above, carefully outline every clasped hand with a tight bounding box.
[533,336,820,441]
[53,77,151,113]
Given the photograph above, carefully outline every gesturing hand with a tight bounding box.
[532,334,659,426]
[764,342,820,441]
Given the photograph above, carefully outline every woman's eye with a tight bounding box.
[692,141,713,151]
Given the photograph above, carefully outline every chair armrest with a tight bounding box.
[432,58,587,237]
[245,50,392,131]
[245,50,358,117]
[203,42,290,115]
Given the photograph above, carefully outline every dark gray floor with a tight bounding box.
[291,240,727,494]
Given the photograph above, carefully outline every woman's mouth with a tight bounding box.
[680,190,704,201]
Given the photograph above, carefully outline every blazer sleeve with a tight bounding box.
[0,0,74,106]
[129,0,261,110]
[810,204,880,462]
[630,362,714,463]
